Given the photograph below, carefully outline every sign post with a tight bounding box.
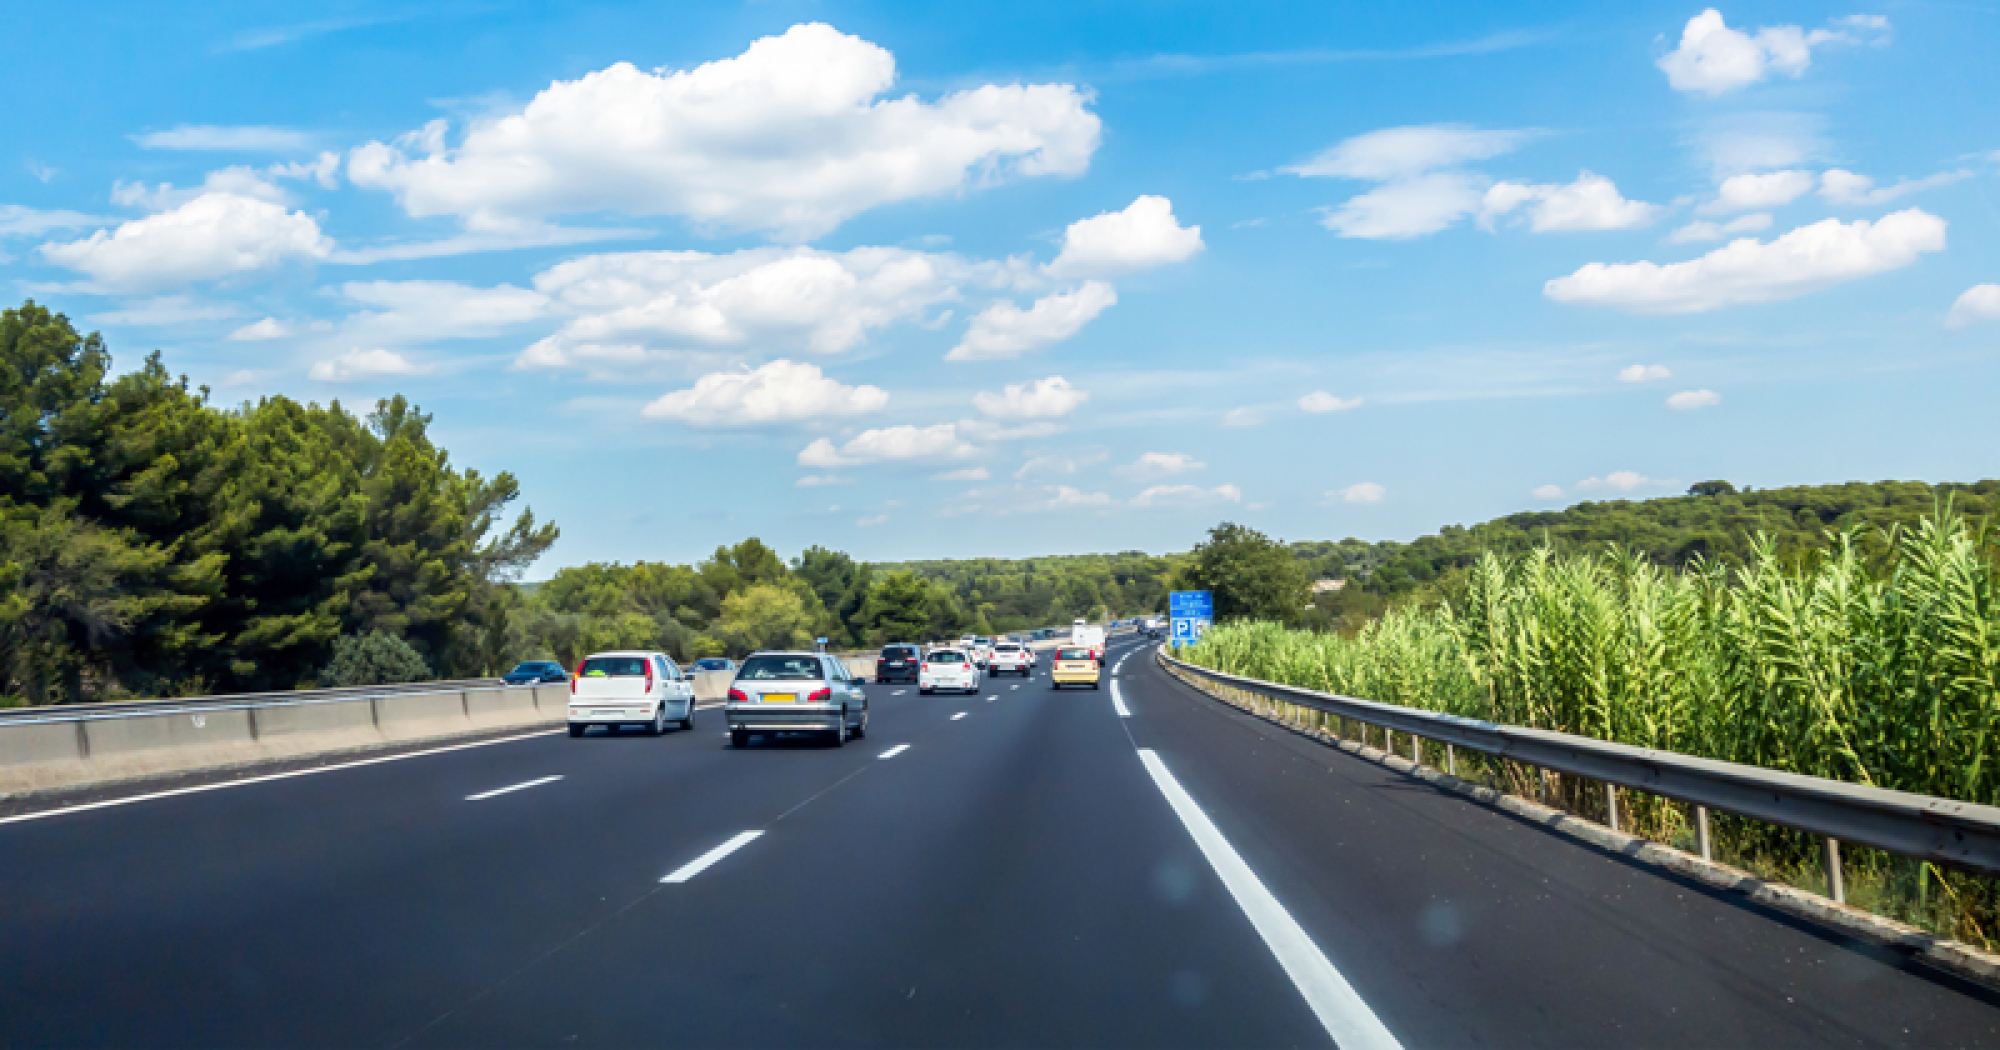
[1168,590,1213,649]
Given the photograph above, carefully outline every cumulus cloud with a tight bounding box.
[931,466,990,482]
[1667,213,1772,244]
[642,359,888,425]
[1046,485,1115,509]
[1335,482,1386,504]
[1532,484,1565,499]
[1657,9,1885,97]
[1132,483,1241,508]
[1045,195,1202,279]
[347,23,1100,241]
[308,348,430,382]
[229,317,294,341]
[1118,451,1204,480]
[1290,125,1531,240]
[1947,285,2000,328]
[798,423,976,467]
[39,192,331,292]
[1699,170,1814,214]
[1298,391,1362,413]
[1667,389,1721,410]
[1478,172,1661,232]
[1014,450,1108,479]
[795,474,846,487]
[1618,364,1672,382]
[337,280,550,346]
[1820,168,1970,206]
[1545,208,1945,313]
[972,376,1088,420]
[1577,470,1672,493]
[521,246,972,372]
[0,204,112,238]
[948,282,1116,361]
[133,125,322,152]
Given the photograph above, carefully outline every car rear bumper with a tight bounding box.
[569,702,660,724]
[920,679,977,691]
[726,703,843,731]
[1052,671,1100,685]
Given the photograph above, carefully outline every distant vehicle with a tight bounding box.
[920,648,979,695]
[988,642,1033,677]
[958,635,994,669]
[1051,646,1102,690]
[725,651,868,749]
[876,643,924,683]
[569,651,696,737]
[687,657,736,675]
[1143,617,1164,640]
[1071,619,1106,661]
[502,660,568,686]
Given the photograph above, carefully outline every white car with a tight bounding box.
[988,642,1033,677]
[568,650,697,737]
[920,649,980,694]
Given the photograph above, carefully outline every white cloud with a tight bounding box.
[308,348,430,382]
[1298,391,1362,413]
[796,474,846,487]
[972,376,1088,419]
[1132,483,1241,508]
[1701,170,1814,214]
[0,204,112,238]
[1222,407,1264,427]
[1947,284,2000,328]
[1291,125,1531,241]
[1667,213,1772,244]
[1532,484,1565,499]
[1478,172,1661,232]
[1015,449,1107,479]
[642,359,888,425]
[347,23,1100,241]
[1335,482,1386,504]
[1545,208,1945,313]
[333,281,550,349]
[133,126,320,152]
[91,295,241,326]
[1820,168,1970,206]
[229,317,294,341]
[1118,451,1204,480]
[949,282,1116,361]
[220,369,259,386]
[1045,195,1203,279]
[1666,389,1721,410]
[1617,364,1672,382]
[522,246,973,372]
[856,513,890,527]
[931,466,989,482]
[111,157,339,213]
[1577,470,1670,493]
[1657,10,1882,97]
[39,192,331,292]
[1046,485,1115,509]
[798,423,976,467]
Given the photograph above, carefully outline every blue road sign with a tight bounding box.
[1169,590,1212,648]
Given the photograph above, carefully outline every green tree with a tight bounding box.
[713,583,816,653]
[856,571,933,645]
[320,629,432,687]
[1181,521,1310,623]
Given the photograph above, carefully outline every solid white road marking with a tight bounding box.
[879,744,911,759]
[1136,749,1401,1050]
[0,728,565,828]
[984,694,997,701]
[662,831,764,884]
[464,775,563,801]
[1112,681,1131,718]
[951,712,968,721]
[893,690,907,696]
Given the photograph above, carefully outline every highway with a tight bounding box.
[3,635,1997,1047]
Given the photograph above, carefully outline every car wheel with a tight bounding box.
[568,723,585,737]
[920,687,932,695]
[650,706,667,736]
[679,704,694,731]
[731,729,749,749]
[829,711,847,748]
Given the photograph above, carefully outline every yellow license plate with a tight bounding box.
[763,693,796,703]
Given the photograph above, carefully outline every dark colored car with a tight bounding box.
[503,660,569,686]
[687,657,736,675]
[876,643,924,683]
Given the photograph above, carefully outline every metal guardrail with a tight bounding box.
[1159,649,2000,898]
[0,678,505,726]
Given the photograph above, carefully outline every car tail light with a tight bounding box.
[571,661,585,694]
[644,661,654,694]
[728,688,749,704]
[807,687,832,704]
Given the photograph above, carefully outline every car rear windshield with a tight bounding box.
[738,655,825,680]
[993,644,1022,652]
[509,662,552,673]
[1057,648,1093,661]
[579,656,648,677]
[881,646,918,657]
[928,651,966,664]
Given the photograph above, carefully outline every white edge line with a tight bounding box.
[1136,749,1402,1050]
[1112,681,1131,718]
[661,830,763,883]
[1,727,564,828]
[465,774,564,801]
[879,744,911,759]
[951,712,968,721]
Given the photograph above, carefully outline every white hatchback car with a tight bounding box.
[568,650,696,737]
[920,648,979,695]
[988,642,1034,677]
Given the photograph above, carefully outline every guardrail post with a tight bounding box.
[1410,733,1421,764]
[1606,784,1620,832]
[1446,743,1456,776]
[1695,805,1712,861]
[1825,837,1846,904]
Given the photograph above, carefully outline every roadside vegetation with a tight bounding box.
[1183,510,2000,945]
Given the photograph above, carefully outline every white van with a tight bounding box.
[568,650,697,737]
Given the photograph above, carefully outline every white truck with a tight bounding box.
[1071,618,1106,661]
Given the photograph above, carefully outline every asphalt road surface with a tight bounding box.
[3,635,1997,1048]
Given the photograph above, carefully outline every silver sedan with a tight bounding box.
[724,651,869,749]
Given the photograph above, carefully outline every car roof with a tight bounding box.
[745,650,831,658]
[583,650,663,658]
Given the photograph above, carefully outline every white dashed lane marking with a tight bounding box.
[662,831,763,884]
[879,744,911,759]
[951,712,967,721]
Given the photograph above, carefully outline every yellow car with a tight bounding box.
[1050,646,1102,690]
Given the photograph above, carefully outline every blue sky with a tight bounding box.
[5,1,1997,573]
